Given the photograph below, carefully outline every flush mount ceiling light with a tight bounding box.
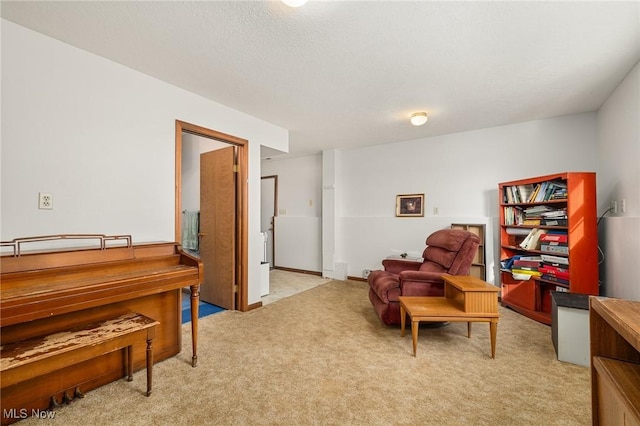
[410,112,428,126]
[281,0,308,7]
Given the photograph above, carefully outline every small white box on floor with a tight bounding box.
[551,292,590,367]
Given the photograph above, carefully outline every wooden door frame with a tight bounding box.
[175,120,249,312]
[260,175,278,267]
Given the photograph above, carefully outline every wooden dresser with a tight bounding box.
[589,297,640,425]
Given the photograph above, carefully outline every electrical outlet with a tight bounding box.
[38,192,53,210]
[610,200,617,214]
[363,269,372,279]
[620,199,626,213]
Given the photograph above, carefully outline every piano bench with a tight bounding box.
[0,312,159,400]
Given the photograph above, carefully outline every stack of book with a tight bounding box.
[540,231,568,254]
[510,256,543,278]
[539,253,570,285]
[541,208,568,226]
[522,205,553,225]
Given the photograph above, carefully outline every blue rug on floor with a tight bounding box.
[181,297,224,324]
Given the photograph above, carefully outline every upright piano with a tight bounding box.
[0,234,202,423]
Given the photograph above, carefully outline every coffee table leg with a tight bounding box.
[490,319,498,359]
[411,320,419,356]
[400,305,406,337]
[467,322,472,338]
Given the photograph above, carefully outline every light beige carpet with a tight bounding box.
[22,280,591,425]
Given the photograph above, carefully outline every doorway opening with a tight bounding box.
[260,175,277,268]
[175,120,249,312]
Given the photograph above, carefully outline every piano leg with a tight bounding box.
[190,284,200,367]
[126,345,133,381]
[146,337,153,397]
[74,387,85,399]
[50,394,62,408]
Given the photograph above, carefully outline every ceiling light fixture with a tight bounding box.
[281,0,308,7]
[410,112,428,126]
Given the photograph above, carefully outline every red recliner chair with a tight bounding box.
[367,228,481,325]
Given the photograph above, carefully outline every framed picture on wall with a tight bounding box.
[396,194,424,217]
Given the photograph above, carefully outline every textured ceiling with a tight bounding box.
[2,1,639,159]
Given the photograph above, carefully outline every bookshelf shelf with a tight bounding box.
[498,172,598,325]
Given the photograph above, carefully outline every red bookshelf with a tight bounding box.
[498,172,598,325]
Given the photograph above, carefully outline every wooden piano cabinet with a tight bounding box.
[0,237,202,425]
[590,297,640,426]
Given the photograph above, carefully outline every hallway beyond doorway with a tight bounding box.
[262,270,332,305]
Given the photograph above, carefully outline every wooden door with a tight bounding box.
[199,146,236,309]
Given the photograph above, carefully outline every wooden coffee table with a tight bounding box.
[399,274,500,358]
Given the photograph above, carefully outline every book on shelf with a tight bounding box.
[543,241,567,247]
[541,262,569,273]
[513,265,539,272]
[513,258,543,268]
[531,180,568,203]
[538,266,569,279]
[503,206,525,225]
[540,231,568,243]
[504,187,513,204]
[541,244,569,254]
[504,184,544,204]
[517,184,535,204]
[541,218,568,226]
[527,184,541,203]
[541,254,569,265]
[541,208,567,218]
[524,205,553,215]
[541,274,569,285]
[512,268,542,277]
[519,228,547,250]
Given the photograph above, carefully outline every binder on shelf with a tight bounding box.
[540,231,568,243]
[542,219,568,226]
[540,254,569,265]
[513,258,543,268]
[541,244,569,254]
[512,268,542,277]
[541,274,569,285]
[539,266,569,279]
[541,262,569,273]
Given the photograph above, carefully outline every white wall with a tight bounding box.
[261,154,322,271]
[263,113,599,284]
[597,60,640,301]
[181,133,229,212]
[1,20,288,305]
[336,113,598,282]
